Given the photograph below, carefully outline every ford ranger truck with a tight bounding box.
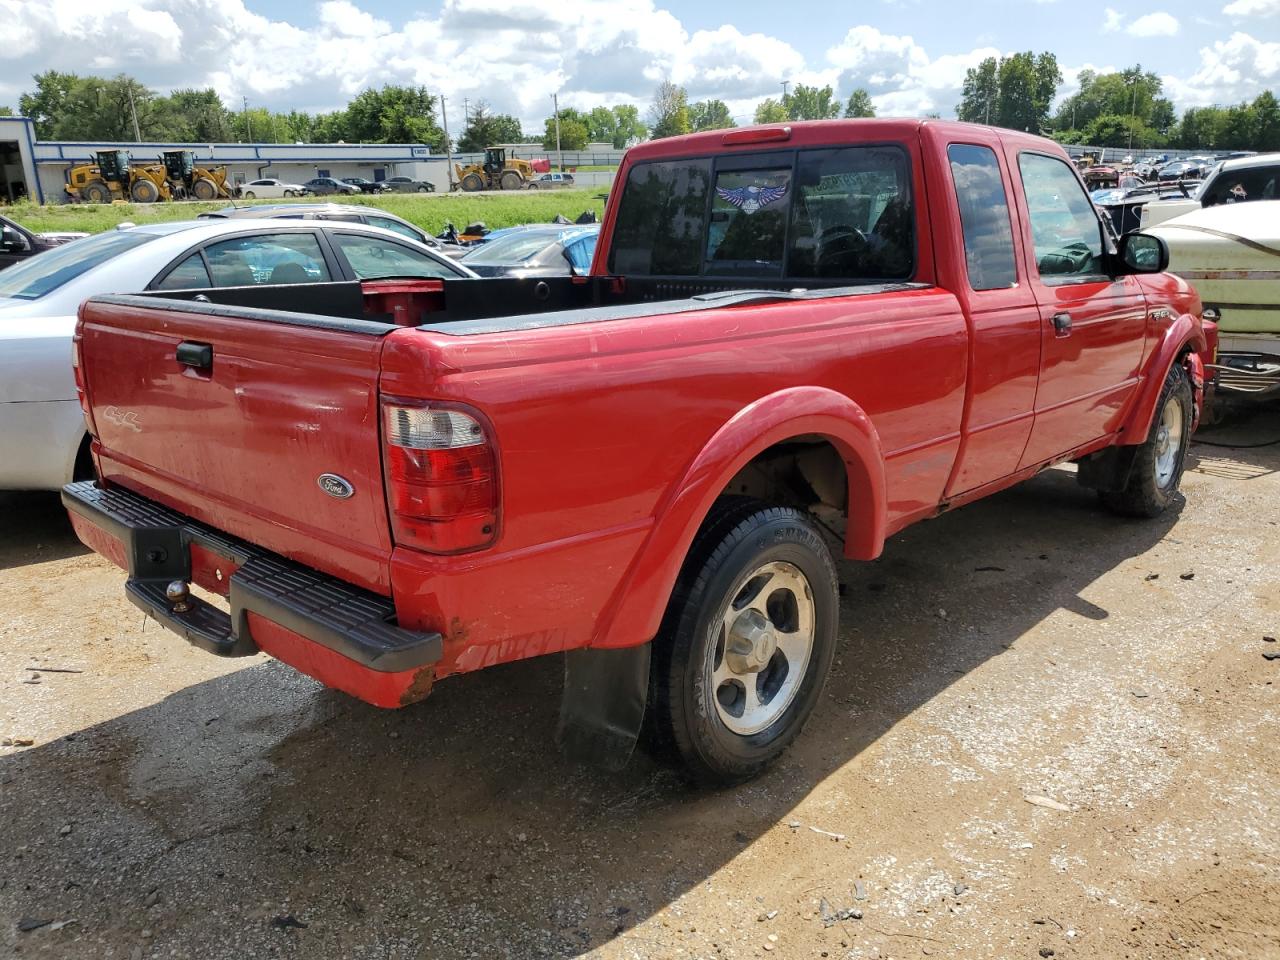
[63,120,1214,784]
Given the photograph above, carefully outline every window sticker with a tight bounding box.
[715,180,790,215]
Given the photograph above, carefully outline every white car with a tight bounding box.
[1141,152,1280,228]
[0,219,476,491]
[237,178,307,199]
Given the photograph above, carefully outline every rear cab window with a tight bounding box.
[947,144,1018,291]
[608,144,914,283]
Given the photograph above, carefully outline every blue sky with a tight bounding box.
[5,0,1278,128]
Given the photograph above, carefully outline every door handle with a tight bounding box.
[1051,312,1072,337]
[176,341,213,370]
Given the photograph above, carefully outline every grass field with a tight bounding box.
[5,188,609,236]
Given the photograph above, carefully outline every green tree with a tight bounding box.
[458,101,524,151]
[164,89,232,142]
[1253,90,1280,151]
[843,89,876,118]
[783,84,840,120]
[542,113,589,150]
[0,106,12,117]
[610,104,647,147]
[753,98,789,124]
[18,71,80,139]
[585,106,618,145]
[1081,114,1159,149]
[649,81,690,139]
[1176,106,1228,150]
[957,57,999,125]
[335,85,445,149]
[688,99,735,131]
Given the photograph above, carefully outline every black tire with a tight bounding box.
[192,178,218,201]
[461,173,484,192]
[500,171,523,191]
[82,181,111,204]
[649,498,839,785]
[283,189,295,198]
[130,179,160,203]
[242,190,256,200]
[1102,361,1193,518]
[417,185,430,193]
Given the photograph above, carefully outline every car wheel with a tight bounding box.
[649,498,839,784]
[417,185,429,193]
[283,190,295,198]
[242,190,256,199]
[1101,362,1193,518]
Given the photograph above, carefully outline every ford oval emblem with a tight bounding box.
[317,474,355,499]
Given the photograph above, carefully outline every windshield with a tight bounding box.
[462,231,558,265]
[0,229,157,300]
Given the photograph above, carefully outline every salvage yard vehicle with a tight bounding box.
[302,177,360,196]
[382,175,436,193]
[458,223,598,277]
[1146,202,1280,400]
[0,219,475,492]
[195,202,463,254]
[64,150,173,204]
[1140,152,1280,228]
[342,177,392,194]
[160,150,236,201]
[62,119,1214,784]
[0,214,86,270]
[235,178,306,199]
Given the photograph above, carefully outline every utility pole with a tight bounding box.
[463,97,470,128]
[552,93,562,172]
[243,96,252,142]
[1128,79,1138,152]
[126,83,142,142]
[441,95,455,191]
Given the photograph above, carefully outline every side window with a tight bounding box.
[706,166,791,277]
[608,159,711,276]
[202,233,331,286]
[564,235,597,273]
[155,252,212,290]
[948,144,1017,291]
[1018,153,1104,279]
[788,146,913,280]
[333,233,457,280]
[367,216,424,243]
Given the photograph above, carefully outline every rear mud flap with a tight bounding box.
[557,643,651,771]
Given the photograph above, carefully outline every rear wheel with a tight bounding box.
[649,499,839,784]
[130,178,160,203]
[192,178,218,201]
[500,171,523,190]
[417,185,430,193]
[82,180,111,204]
[1101,362,1193,517]
[461,173,484,192]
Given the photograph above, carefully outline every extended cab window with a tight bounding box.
[1018,153,1104,279]
[948,144,1017,290]
[609,159,711,276]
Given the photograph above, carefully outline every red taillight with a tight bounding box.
[71,334,97,437]
[380,398,499,554]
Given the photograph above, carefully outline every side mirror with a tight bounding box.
[1118,232,1168,274]
[0,224,30,252]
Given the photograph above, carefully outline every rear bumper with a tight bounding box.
[62,480,443,707]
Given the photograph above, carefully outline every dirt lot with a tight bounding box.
[2,408,1278,960]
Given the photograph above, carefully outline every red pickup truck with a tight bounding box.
[64,120,1213,783]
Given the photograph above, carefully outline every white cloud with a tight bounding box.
[1163,31,1280,105]
[1128,12,1180,36]
[1102,8,1125,31]
[1223,0,1280,16]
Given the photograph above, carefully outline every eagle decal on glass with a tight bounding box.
[715,180,789,215]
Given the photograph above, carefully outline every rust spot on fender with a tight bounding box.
[399,667,436,706]
[449,616,470,643]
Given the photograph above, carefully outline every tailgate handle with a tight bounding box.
[176,341,213,370]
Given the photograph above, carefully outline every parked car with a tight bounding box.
[527,172,576,189]
[1141,152,1280,228]
[382,176,436,194]
[1146,202,1280,400]
[0,219,474,492]
[196,202,463,255]
[302,177,360,196]
[459,224,599,276]
[1158,161,1204,183]
[342,177,392,195]
[237,178,307,200]
[0,214,87,270]
[62,120,1213,785]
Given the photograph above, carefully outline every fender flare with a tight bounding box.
[592,386,886,650]
[1119,313,1207,446]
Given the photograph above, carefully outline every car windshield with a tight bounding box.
[462,231,558,265]
[0,229,157,300]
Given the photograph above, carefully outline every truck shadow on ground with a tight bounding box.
[0,491,88,572]
[1187,398,1280,482]
[0,462,1221,958]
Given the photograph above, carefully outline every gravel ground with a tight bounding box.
[2,406,1278,960]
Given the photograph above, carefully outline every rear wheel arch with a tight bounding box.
[592,387,886,652]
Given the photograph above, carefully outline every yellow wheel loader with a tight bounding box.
[454,147,535,191]
[161,151,237,201]
[64,150,173,204]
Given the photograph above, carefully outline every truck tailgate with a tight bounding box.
[79,296,396,594]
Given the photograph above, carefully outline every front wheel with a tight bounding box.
[283,189,295,197]
[1101,362,1193,517]
[650,500,839,784]
[242,190,256,199]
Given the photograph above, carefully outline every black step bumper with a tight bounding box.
[62,481,442,673]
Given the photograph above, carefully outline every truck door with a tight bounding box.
[1009,149,1147,467]
[939,141,1043,497]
